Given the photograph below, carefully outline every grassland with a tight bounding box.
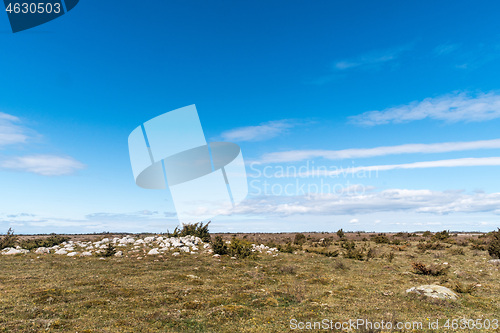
[0,232,499,332]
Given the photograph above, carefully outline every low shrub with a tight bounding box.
[411,262,448,276]
[371,233,390,244]
[432,230,451,241]
[167,221,211,242]
[488,229,500,259]
[305,248,339,257]
[449,247,465,256]
[470,238,488,251]
[211,236,228,255]
[278,242,300,254]
[341,241,364,260]
[19,234,70,250]
[293,233,306,245]
[366,247,377,260]
[228,238,253,258]
[102,243,117,257]
[0,228,17,249]
[417,241,445,251]
[336,229,345,240]
[451,281,477,294]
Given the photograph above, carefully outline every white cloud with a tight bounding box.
[220,120,295,142]
[433,43,460,56]
[219,189,500,217]
[258,138,500,164]
[332,44,412,71]
[0,112,29,146]
[0,154,85,176]
[350,91,500,126]
[349,218,359,224]
[0,111,85,176]
[288,157,500,178]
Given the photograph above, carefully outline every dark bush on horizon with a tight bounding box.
[432,230,451,241]
[293,233,306,245]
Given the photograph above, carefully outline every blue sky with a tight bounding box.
[1,0,500,234]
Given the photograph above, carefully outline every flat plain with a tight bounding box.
[0,232,499,332]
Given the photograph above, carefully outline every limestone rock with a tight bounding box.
[148,248,160,255]
[406,284,458,300]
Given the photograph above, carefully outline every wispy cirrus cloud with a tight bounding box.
[433,43,460,56]
[257,138,500,164]
[350,91,500,126]
[0,112,30,146]
[309,44,413,84]
[220,119,297,142]
[283,157,500,178]
[0,154,85,176]
[0,111,85,176]
[333,44,412,71]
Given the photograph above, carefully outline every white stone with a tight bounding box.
[172,252,180,256]
[406,284,458,300]
[55,249,68,255]
[35,247,50,254]
[114,251,123,257]
[67,252,78,256]
[148,248,160,255]
[81,252,92,257]
[2,248,21,255]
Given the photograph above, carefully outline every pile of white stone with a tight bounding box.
[252,244,279,256]
[1,235,211,257]
[1,236,283,258]
[0,247,29,255]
